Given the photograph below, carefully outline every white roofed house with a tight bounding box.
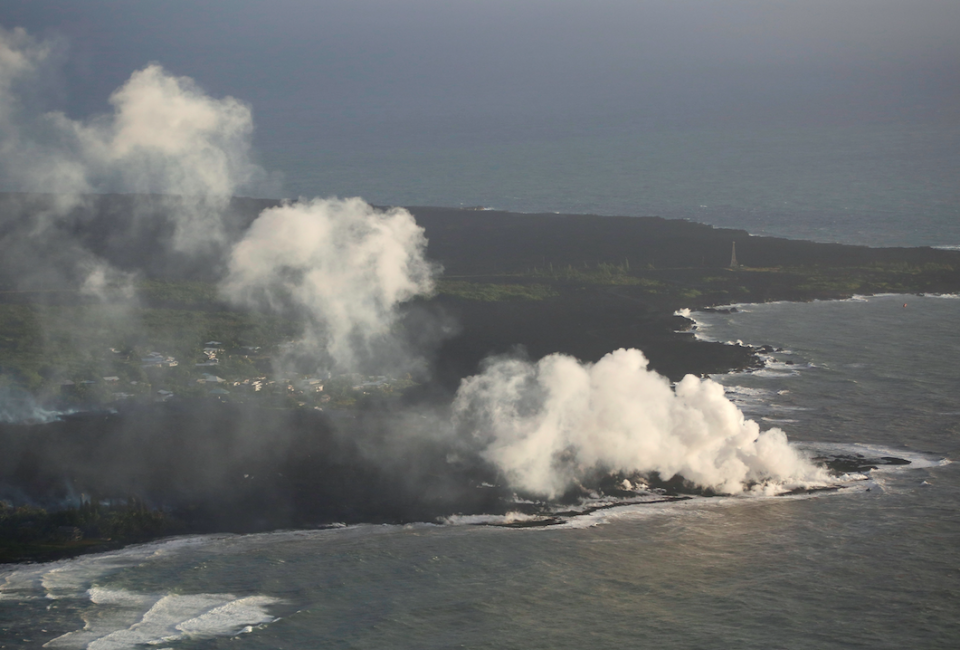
[197,343,224,366]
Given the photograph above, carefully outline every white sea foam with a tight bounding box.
[553,440,940,529]
[723,386,774,400]
[0,535,235,604]
[178,595,279,635]
[443,512,544,526]
[41,559,134,600]
[43,589,163,649]
[801,442,950,472]
[749,367,800,378]
[0,535,288,649]
[44,591,282,649]
[557,489,783,528]
[0,566,46,601]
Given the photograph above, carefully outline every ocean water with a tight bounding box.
[258,121,960,248]
[2,294,957,648]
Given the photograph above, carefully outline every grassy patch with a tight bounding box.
[437,280,558,301]
[526,261,642,285]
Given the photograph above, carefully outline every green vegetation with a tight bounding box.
[438,259,958,314]
[136,279,220,308]
[437,280,558,301]
[528,260,642,285]
[0,290,301,401]
[0,499,182,563]
[0,259,956,405]
[738,262,957,297]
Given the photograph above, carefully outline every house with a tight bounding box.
[141,352,178,368]
[298,377,325,391]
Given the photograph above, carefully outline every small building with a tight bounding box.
[142,352,178,368]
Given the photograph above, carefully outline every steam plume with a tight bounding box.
[221,197,437,373]
[454,348,827,497]
[0,26,434,382]
[0,26,273,304]
[16,60,262,252]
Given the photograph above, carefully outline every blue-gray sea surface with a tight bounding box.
[259,121,960,249]
[2,294,957,648]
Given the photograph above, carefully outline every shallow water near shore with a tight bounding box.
[2,294,958,648]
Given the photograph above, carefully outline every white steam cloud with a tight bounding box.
[454,348,827,497]
[0,26,434,378]
[0,26,269,255]
[49,63,262,251]
[221,197,437,373]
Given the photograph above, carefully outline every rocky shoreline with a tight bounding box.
[3,198,960,563]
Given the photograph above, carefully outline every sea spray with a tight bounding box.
[453,347,827,497]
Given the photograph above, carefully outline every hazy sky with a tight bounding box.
[2,0,959,217]
[4,0,958,130]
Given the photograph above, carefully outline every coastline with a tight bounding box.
[4,197,960,564]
